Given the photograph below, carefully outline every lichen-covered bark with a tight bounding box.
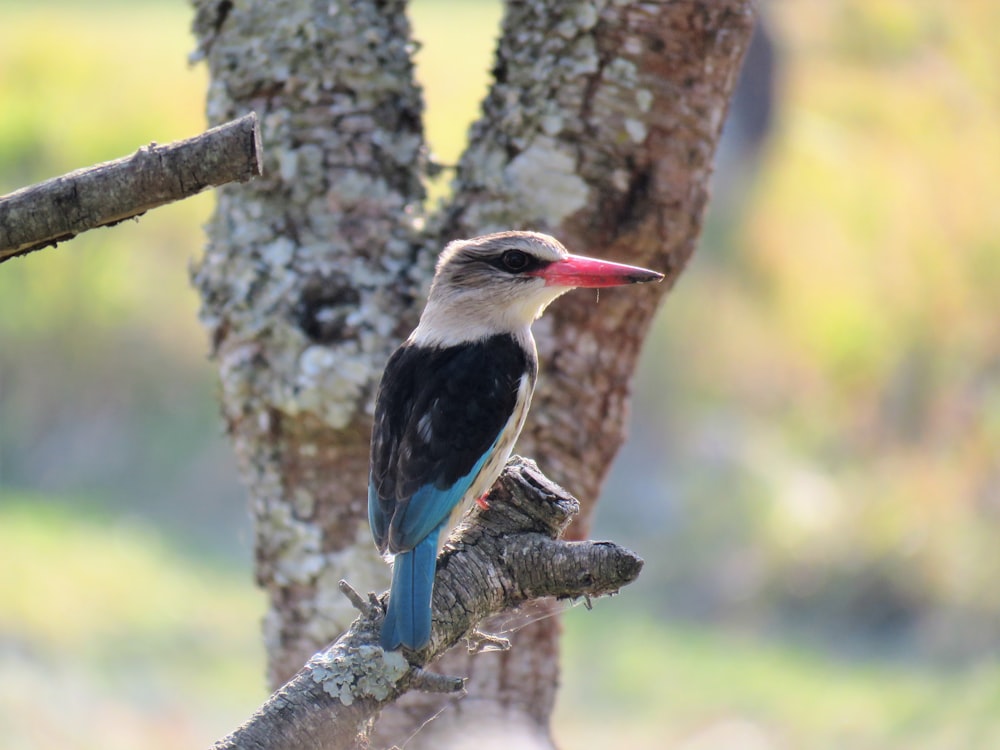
[191,0,753,746]
[190,0,432,687]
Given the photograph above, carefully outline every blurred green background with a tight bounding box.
[2,1,999,748]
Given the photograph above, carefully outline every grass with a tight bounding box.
[0,494,266,750]
[4,495,998,749]
[557,600,1000,749]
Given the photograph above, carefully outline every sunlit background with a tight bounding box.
[2,1,999,748]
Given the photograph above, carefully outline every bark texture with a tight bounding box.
[0,113,261,262]
[191,0,431,691]
[211,458,643,750]
[191,0,753,746]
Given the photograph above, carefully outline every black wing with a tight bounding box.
[368,334,534,553]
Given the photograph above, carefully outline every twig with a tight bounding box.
[407,668,466,695]
[210,457,644,750]
[338,579,372,614]
[0,112,262,263]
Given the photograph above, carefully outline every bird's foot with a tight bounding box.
[475,493,490,510]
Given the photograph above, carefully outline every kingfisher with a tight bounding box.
[368,230,663,651]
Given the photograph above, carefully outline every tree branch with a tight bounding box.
[0,112,262,263]
[211,457,643,750]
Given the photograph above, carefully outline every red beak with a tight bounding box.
[528,253,664,288]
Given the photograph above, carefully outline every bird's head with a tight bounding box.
[411,231,663,346]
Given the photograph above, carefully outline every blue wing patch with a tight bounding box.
[393,449,492,549]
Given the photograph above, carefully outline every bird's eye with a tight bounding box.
[501,249,529,272]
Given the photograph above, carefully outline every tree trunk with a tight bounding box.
[190,0,753,746]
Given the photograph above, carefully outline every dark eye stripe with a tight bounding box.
[484,249,546,275]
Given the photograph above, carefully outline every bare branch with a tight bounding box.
[338,579,373,614]
[0,112,262,263]
[210,457,643,750]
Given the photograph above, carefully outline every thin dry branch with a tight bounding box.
[211,457,643,750]
[0,112,262,263]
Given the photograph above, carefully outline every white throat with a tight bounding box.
[408,303,529,350]
[409,285,569,348]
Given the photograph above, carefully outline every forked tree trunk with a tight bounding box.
[190,0,753,746]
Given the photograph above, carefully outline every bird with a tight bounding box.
[368,230,663,651]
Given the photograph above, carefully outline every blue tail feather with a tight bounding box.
[381,529,442,651]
